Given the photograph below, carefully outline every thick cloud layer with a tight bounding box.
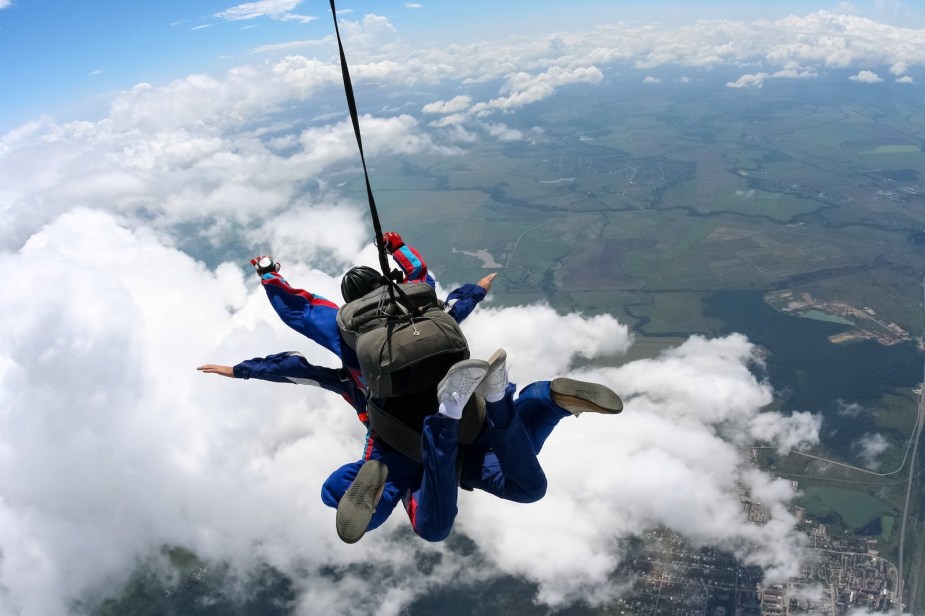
[0,10,843,615]
[0,207,819,614]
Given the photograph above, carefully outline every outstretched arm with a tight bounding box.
[445,273,497,323]
[256,271,344,358]
[197,352,368,415]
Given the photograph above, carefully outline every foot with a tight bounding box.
[437,359,489,420]
[250,255,280,275]
[336,459,389,544]
[476,349,508,403]
[550,378,623,416]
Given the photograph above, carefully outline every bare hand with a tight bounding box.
[197,364,235,378]
[477,272,498,291]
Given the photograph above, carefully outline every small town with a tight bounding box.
[605,511,897,615]
[604,447,901,615]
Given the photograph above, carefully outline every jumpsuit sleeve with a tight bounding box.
[444,283,487,324]
[233,351,344,387]
[391,245,435,288]
[258,272,343,358]
[233,352,369,416]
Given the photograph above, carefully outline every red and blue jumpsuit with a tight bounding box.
[390,244,435,287]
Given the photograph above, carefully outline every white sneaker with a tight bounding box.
[437,359,489,420]
[476,349,508,403]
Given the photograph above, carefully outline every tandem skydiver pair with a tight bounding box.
[198,233,623,543]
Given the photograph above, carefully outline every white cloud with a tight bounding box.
[336,13,399,54]
[482,122,523,141]
[849,69,883,82]
[853,433,889,470]
[421,95,472,115]
[837,399,864,417]
[0,0,10,8]
[456,333,814,603]
[890,60,909,75]
[749,411,822,454]
[405,2,423,8]
[643,75,661,84]
[0,207,818,613]
[247,39,324,55]
[897,75,914,83]
[0,56,456,251]
[772,66,818,79]
[428,112,467,128]
[215,0,316,23]
[471,66,603,116]
[727,72,769,88]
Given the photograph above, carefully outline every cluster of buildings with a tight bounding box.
[782,521,898,614]
[765,290,912,346]
[604,521,897,615]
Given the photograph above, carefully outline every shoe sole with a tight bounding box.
[551,378,623,415]
[336,459,389,544]
[485,349,506,377]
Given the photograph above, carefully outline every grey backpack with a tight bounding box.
[336,283,470,399]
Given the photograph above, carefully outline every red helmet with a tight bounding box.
[381,231,404,253]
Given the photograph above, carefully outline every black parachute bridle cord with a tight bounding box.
[328,0,424,313]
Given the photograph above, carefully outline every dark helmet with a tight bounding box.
[381,231,404,253]
[341,266,385,303]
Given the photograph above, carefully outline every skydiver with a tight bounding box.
[202,248,623,543]
[198,256,499,540]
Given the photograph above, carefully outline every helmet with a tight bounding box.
[341,266,385,303]
[381,232,404,253]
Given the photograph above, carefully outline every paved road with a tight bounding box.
[896,275,925,614]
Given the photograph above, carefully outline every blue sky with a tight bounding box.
[2,0,923,132]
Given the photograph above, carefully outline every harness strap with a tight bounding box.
[367,396,487,463]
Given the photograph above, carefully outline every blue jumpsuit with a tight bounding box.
[319,381,570,541]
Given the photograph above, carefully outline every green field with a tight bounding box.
[800,485,893,530]
[351,81,925,337]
